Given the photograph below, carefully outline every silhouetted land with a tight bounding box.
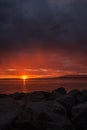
[0,87,87,130]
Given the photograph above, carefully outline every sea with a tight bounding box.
[0,78,87,94]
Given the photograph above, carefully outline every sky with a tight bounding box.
[0,0,87,78]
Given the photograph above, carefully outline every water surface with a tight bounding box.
[0,78,87,94]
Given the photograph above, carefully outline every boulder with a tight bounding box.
[25,91,50,102]
[0,94,8,99]
[68,89,85,104]
[9,93,25,100]
[57,95,76,112]
[53,87,66,95]
[72,102,87,130]
[12,100,75,130]
[0,98,24,130]
[48,87,66,100]
[82,89,87,101]
[68,89,80,96]
[57,90,85,111]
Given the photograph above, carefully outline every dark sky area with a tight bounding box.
[0,0,87,77]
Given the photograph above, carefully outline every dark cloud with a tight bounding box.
[0,0,87,54]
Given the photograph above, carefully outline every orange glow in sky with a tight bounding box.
[0,69,85,79]
[0,50,86,79]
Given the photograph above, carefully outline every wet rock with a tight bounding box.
[72,102,87,130]
[13,101,74,130]
[0,98,24,130]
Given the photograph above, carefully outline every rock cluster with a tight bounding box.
[0,87,87,130]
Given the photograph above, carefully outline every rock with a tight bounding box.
[25,91,50,102]
[57,95,76,112]
[57,90,85,112]
[72,102,87,130]
[0,98,24,130]
[9,121,36,130]
[1,88,87,130]
[68,89,85,104]
[9,91,50,102]
[9,93,25,100]
[13,101,74,130]
[53,87,66,95]
[0,94,8,98]
[48,87,66,100]
[68,89,80,96]
[82,89,87,101]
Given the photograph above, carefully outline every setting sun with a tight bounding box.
[21,75,28,87]
[21,75,28,80]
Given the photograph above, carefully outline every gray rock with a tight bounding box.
[57,95,76,112]
[82,90,87,101]
[72,102,87,130]
[25,91,50,102]
[13,100,74,130]
[9,93,25,100]
[53,88,66,95]
[48,87,66,100]
[0,94,7,99]
[68,89,85,104]
[0,98,24,130]
[68,89,80,96]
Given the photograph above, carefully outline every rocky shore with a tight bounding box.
[0,87,87,130]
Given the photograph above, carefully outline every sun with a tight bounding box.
[21,75,28,87]
[21,75,28,80]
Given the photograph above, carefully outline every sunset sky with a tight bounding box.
[0,0,87,78]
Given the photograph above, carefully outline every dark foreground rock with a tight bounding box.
[10,101,74,130]
[0,98,24,130]
[72,101,87,130]
[48,87,66,100]
[0,94,7,99]
[0,87,87,130]
[25,91,50,102]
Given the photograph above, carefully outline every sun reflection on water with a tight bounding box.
[21,75,28,92]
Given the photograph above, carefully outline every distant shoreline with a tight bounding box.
[0,74,87,80]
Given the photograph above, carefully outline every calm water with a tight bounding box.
[0,78,87,94]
